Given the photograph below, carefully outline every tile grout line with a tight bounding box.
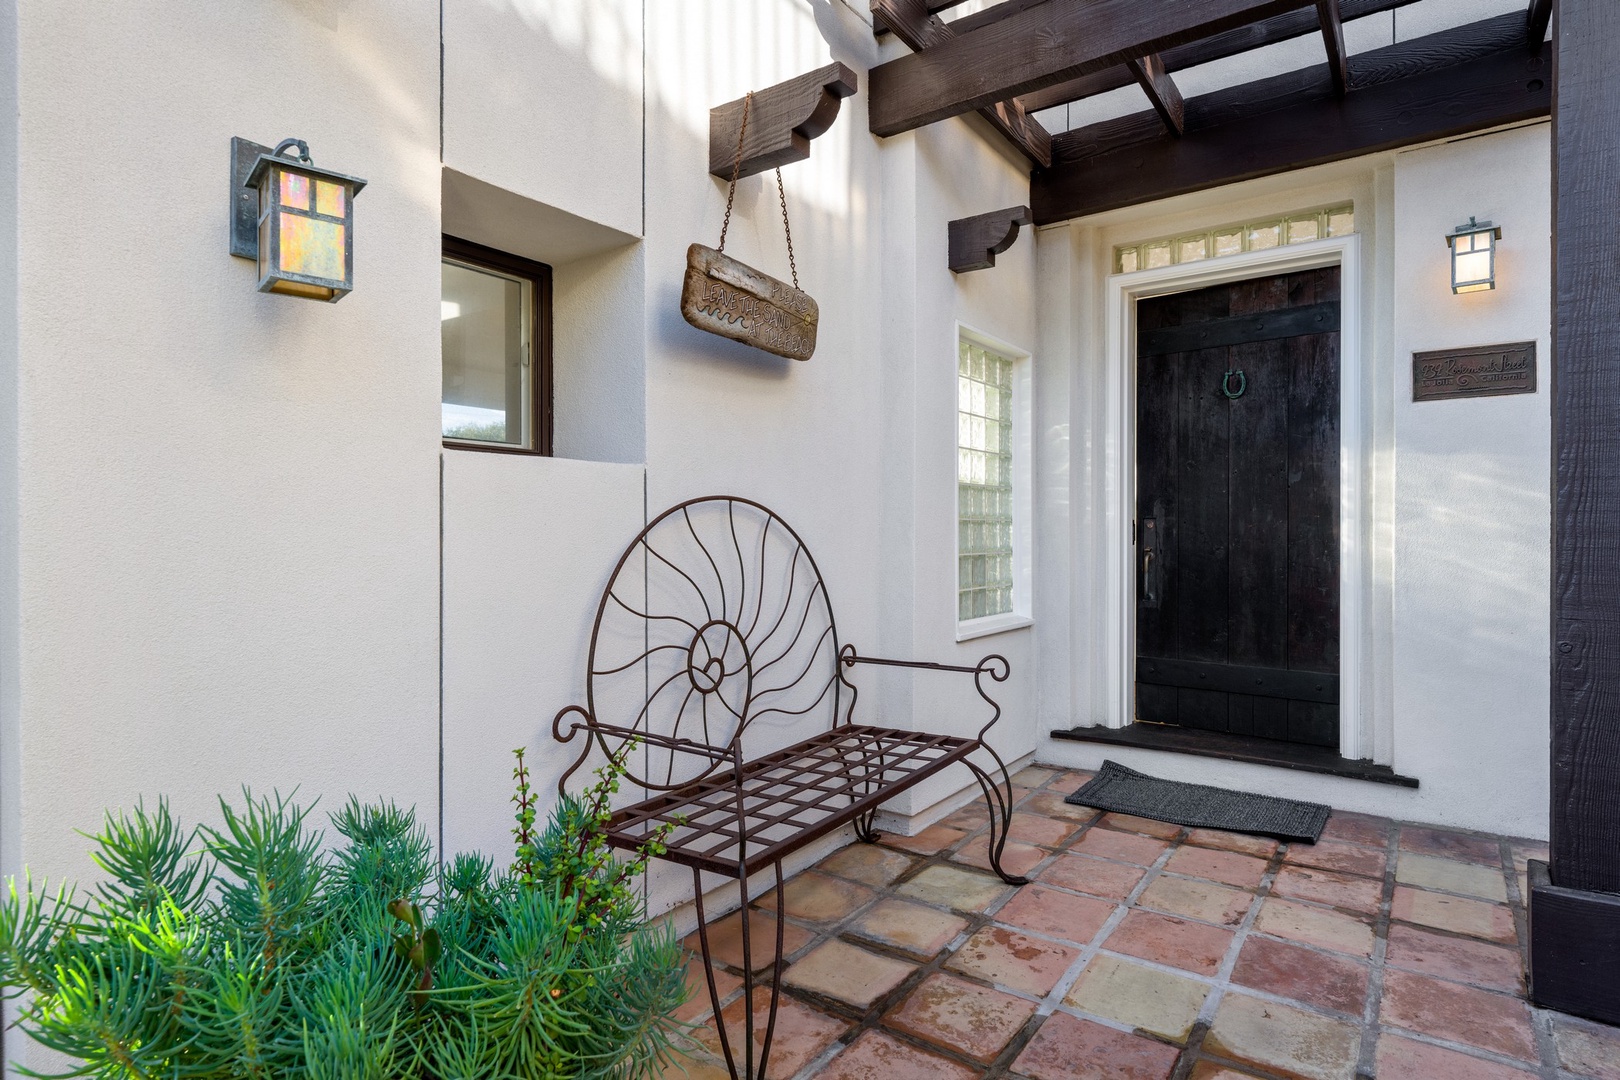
[769,773,1076,1080]
[1354,821,1400,1079]
[1501,835,1564,1080]
[1167,838,1288,1079]
[679,772,1044,1079]
[1037,831,1183,1016]
[979,822,1192,1080]
[1374,1022,1560,1074]
[780,769,1088,1078]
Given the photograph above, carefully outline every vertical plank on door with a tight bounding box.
[1286,269,1342,746]
[1227,275,1292,741]
[1177,339,1233,730]
[1136,341,1179,725]
[1138,283,1227,725]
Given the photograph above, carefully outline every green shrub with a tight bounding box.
[0,749,687,1080]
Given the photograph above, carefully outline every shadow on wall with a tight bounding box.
[1395,439,1551,775]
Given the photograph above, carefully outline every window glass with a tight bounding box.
[1115,205,1354,274]
[442,258,532,447]
[958,339,1016,622]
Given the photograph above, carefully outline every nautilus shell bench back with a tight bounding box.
[551,496,1027,1080]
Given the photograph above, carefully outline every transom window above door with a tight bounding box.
[441,237,552,454]
[1115,205,1354,274]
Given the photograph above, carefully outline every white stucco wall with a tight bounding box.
[441,453,645,862]
[1388,125,1552,835]
[1035,124,1552,839]
[0,0,19,908]
[1,9,445,1058]
[0,2,445,1072]
[443,0,643,239]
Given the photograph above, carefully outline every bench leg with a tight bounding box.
[688,862,790,1080]
[966,755,1031,886]
[854,808,879,843]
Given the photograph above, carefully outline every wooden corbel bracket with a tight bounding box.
[948,206,1031,274]
[709,63,859,180]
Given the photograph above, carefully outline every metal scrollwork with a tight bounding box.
[561,497,841,794]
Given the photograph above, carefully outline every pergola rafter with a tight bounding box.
[876,0,1430,125]
[867,0,1304,137]
[867,0,1557,226]
[1125,54,1185,136]
[1317,0,1350,95]
[1528,0,1554,44]
[1030,12,1550,223]
[872,0,1053,166]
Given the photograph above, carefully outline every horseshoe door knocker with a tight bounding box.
[1221,368,1246,399]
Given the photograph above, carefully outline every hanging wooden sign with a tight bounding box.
[682,244,818,361]
[681,88,819,361]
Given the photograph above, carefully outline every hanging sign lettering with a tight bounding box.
[681,244,818,361]
[1412,341,1536,402]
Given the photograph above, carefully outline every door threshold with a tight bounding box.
[1051,723,1418,789]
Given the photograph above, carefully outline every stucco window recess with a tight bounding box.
[440,168,646,465]
[1115,205,1355,274]
[441,237,553,455]
[957,326,1033,642]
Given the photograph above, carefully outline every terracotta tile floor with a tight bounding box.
[661,765,1620,1079]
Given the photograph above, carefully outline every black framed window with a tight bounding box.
[441,236,552,454]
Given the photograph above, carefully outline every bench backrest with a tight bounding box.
[558,496,847,792]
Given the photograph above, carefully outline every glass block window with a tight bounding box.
[1115,205,1354,274]
[958,338,1016,622]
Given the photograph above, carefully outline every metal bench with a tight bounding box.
[553,496,1027,1079]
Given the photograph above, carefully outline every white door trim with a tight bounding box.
[1102,234,1365,761]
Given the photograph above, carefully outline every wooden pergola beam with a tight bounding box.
[1030,13,1549,224]
[948,206,1031,273]
[871,0,1052,166]
[872,0,970,34]
[708,65,859,181]
[1015,0,1423,117]
[868,0,1304,137]
[1318,0,1350,95]
[1126,54,1185,135]
[944,0,1054,37]
[1529,0,1620,1028]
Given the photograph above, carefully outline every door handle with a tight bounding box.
[1139,517,1159,606]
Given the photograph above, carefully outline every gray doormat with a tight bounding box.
[1065,760,1330,844]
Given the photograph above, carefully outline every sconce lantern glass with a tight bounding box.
[237,139,366,302]
[1445,216,1501,295]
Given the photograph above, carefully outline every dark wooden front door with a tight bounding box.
[1134,268,1340,747]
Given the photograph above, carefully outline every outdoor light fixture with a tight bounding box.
[229,137,366,302]
[1445,216,1501,295]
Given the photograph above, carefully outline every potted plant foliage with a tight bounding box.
[0,748,686,1079]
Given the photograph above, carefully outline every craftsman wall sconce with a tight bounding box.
[230,137,366,302]
[1445,216,1501,295]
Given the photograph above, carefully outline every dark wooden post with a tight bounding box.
[1530,0,1620,1024]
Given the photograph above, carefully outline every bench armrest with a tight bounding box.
[552,705,741,795]
[837,645,1010,743]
